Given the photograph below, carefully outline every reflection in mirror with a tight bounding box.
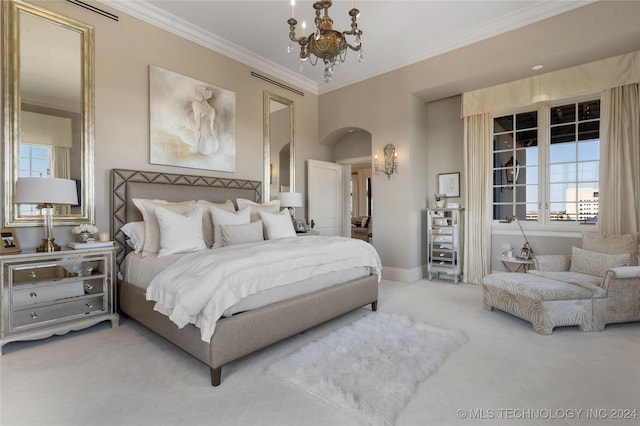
[263,92,294,202]
[3,0,94,227]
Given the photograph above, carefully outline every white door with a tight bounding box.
[307,159,344,236]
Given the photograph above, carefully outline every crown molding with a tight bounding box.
[317,0,596,94]
[98,0,595,97]
[97,0,319,95]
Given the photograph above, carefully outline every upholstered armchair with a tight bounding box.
[531,232,640,331]
[351,216,371,242]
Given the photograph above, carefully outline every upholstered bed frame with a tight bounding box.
[111,169,378,386]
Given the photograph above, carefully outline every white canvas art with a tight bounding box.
[149,66,236,172]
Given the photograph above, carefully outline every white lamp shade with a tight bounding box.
[277,191,303,208]
[15,177,78,205]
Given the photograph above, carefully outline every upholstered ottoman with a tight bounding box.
[483,273,594,334]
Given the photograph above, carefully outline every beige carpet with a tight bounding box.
[1,279,639,426]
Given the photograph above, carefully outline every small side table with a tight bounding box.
[497,255,534,273]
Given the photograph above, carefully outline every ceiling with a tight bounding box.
[97,1,639,99]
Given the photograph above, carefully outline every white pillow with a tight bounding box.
[220,221,264,246]
[132,198,196,256]
[236,198,280,223]
[260,209,296,240]
[155,206,206,256]
[121,221,145,253]
[196,200,235,248]
[210,206,250,248]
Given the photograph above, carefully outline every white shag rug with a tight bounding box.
[267,311,467,426]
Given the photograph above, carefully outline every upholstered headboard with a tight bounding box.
[110,169,262,269]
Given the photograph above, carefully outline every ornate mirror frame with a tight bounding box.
[2,0,95,227]
[263,91,295,202]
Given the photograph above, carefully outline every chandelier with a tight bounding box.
[287,0,363,82]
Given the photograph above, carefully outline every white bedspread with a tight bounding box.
[146,236,381,342]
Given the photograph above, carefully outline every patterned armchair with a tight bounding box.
[530,232,640,331]
[483,232,640,334]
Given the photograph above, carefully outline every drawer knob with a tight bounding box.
[84,282,93,291]
[29,271,37,278]
[29,291,38,298]
[84,266,94,275]
[85,302,93,309]
[30,311,38,320]
[439,253,445,257]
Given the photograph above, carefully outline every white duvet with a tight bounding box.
[146,236,382,342]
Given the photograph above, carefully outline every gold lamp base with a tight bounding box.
[36,238,60,252]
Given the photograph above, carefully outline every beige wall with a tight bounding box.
[7,0,322,249]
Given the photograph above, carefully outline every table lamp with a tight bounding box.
[277,192,303,218]
[14,177,79,252]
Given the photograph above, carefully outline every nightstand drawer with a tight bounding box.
[12,297,104,329]
[12,281,85,307]
[11,264,73,284]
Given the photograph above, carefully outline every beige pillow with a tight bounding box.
[236,198,280,223]
[196,200,235,247]
[132,198,196,256]
[582,232,639,266]
[220,221,264,246]
[569,246,631,277]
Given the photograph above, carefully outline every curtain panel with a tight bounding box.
[600,83,640,234]
[463,113,493,285]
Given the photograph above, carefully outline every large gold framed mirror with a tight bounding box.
[263,91,295,202]
[2,0,94,227]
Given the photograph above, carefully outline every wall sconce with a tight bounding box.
[374,144,398,179]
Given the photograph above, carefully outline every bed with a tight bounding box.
[111,169,380,386]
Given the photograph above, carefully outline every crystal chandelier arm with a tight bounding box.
[288,18,307,44]
[343,8,362,51]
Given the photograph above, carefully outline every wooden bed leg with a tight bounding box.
[371,301,378,311]
[210,367,222,387]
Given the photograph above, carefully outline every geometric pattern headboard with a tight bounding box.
[111,168,262,272]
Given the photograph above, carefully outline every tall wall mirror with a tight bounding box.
[263,91,295,201]
[2,0,95,227]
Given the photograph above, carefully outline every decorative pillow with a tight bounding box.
[236,198,280,223]
[569,246,631,277]
[260,209,296,240]
[132,198,196,256]
[220,221,264,246]
[121,221,145,253]
[210,206,250,248]
[582,232,639,266]
[155,206,206,256]
[196,200,235,248]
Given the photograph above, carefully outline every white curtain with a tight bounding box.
[54,146,72,214]
[463,113,494,284]
[599,83,640,234]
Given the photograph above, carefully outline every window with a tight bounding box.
[492,99,600,226]
[19,143,50,178]
[19,143,51,215]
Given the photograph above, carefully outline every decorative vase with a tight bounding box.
[436,200,446,208]
[80,232,92,242]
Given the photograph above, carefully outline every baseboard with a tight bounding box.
[381,266,424,283]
